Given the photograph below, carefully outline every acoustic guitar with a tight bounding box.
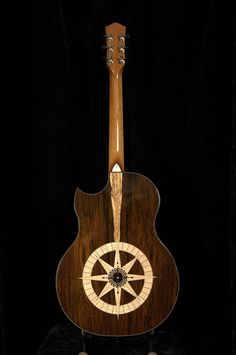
[56,22,179,336]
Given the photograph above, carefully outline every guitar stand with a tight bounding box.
[77,329,158,355]
[78,330,89,355]
[38,323,185,354]
[147,330,158,355]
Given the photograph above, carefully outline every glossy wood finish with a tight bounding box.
[56,22,179,336]
[105,23,126,172]
[56,173,179,336]
[108,73,124,171]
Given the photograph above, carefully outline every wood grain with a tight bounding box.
[56,173,179,336]
[105,23,126,172]
[108,72,124,172]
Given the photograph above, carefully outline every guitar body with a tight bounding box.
[56,172,179,336]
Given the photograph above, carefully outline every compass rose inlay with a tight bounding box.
[79,242,156,318]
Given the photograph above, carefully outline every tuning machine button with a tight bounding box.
[118,55,128,64]
[118,58,125,64]
[118,34,125,42]
[118,34,130,42]
[106,34,113,42]
[102,45,114,53]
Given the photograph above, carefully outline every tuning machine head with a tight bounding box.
[118,33,130,42]
[104,23,128,73]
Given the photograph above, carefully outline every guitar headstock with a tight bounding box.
[105,23,127,75]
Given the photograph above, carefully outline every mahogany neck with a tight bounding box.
[108,71,125,172]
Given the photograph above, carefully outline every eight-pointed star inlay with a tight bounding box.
[79,242,156,318]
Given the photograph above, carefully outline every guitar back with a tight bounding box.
[56,172,179,336]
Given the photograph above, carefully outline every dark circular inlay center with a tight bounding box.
[113,272,123,283]
[108,268,127,287]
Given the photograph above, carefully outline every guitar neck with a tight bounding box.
[108,71,124,172]
[105,23,126,173]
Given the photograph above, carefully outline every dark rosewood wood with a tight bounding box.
[56,173,179,336]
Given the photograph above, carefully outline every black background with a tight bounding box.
[1,1,234,354]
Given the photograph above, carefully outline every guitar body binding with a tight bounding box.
[56,172,179,336]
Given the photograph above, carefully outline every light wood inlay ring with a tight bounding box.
[80,242,156,317]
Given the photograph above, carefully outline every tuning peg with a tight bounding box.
[118,45,129,54]
[118,34,130,41]
[102,45,113,49]
[118,57,129,64]
[101,45,114,54]
[102,57,114,65]
[102,33,113,42]
[118,58,125,65]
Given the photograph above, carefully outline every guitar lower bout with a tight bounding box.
[56,172,179,336]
